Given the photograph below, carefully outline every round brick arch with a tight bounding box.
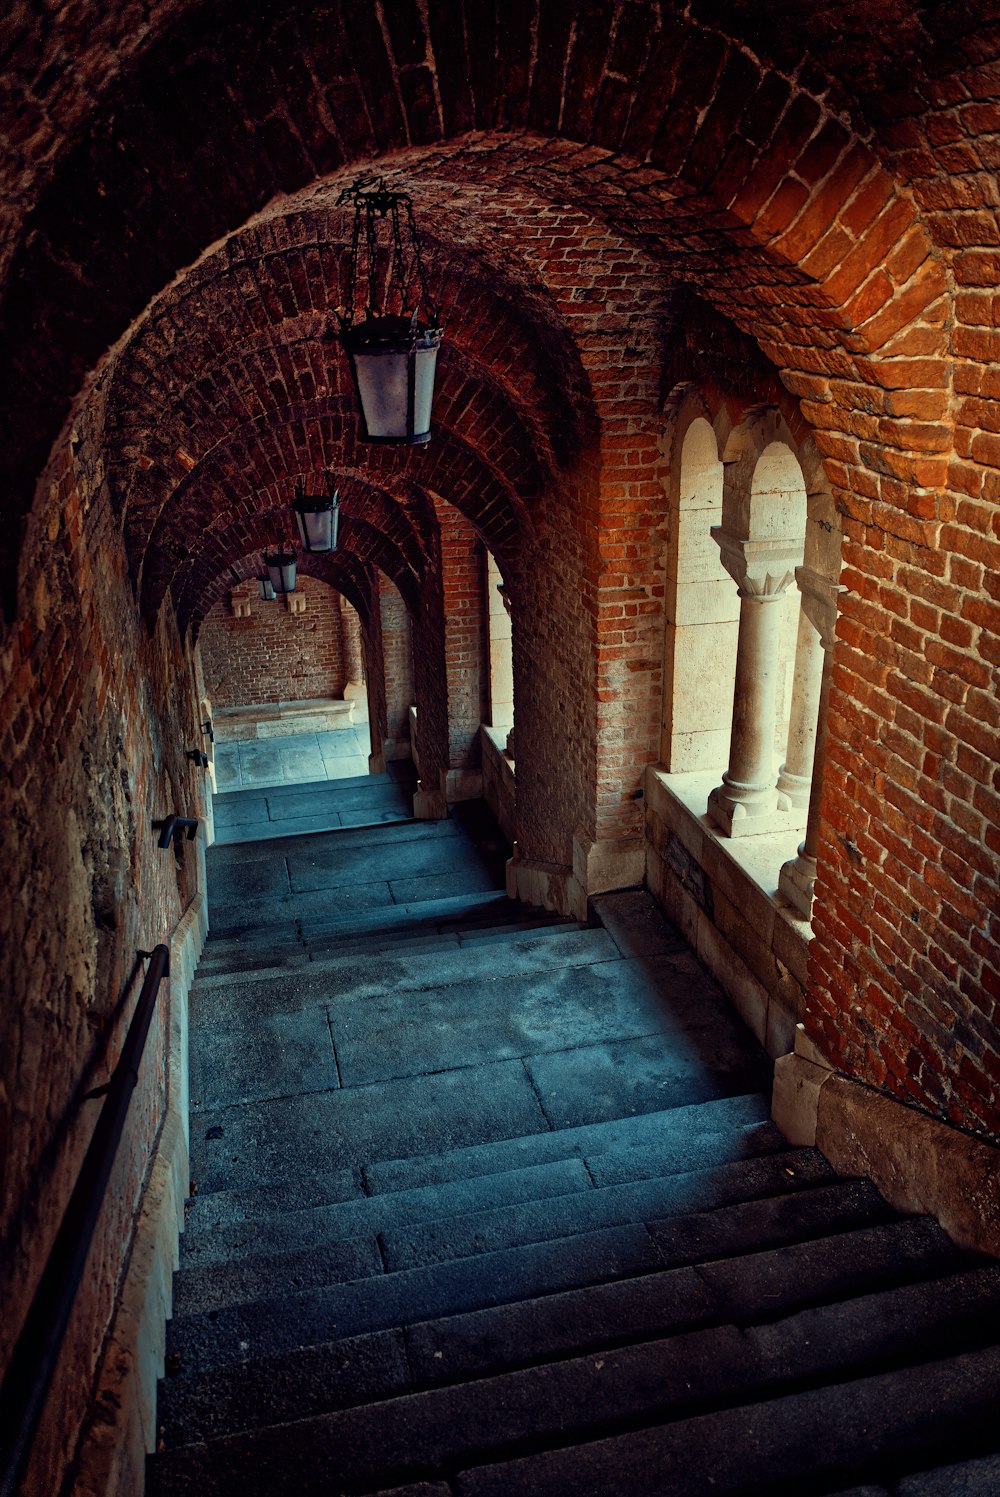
[189,544,380,643]
[94,199,599,620]
[1,0,957,621]
[168,480,427,639]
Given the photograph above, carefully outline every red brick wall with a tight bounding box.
[436,497,486,771]
[199,574,347,709]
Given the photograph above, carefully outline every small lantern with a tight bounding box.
[264,549,297,595]
[337,176,442,445]
[292,477,341,553]
[257,574,277,601]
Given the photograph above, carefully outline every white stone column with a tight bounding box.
[779,571,844,916]
[707,530,802,837]
[775,571,826,811]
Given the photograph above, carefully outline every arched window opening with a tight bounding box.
[661,415,738,772]
[485,550,514,746]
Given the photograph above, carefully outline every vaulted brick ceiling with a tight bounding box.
[2,0,997,617]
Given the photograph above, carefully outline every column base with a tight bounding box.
[572,829,644,896]
[444,768,483,803]
[706,784,802,844]
[506,845,588,920]
[775,765,812,812]
[412,778,448,819]
[773,1029,1000,1259]
[778,848,817,917]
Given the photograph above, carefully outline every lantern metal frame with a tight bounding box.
[263,549,298,596]
[336,175,443,446]
[292,476,341,554]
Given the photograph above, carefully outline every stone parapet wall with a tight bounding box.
[645,767,811,1061]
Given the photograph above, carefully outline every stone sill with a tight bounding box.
[653,769,809,921]
[214,697,355,741]
[481,722,515,770]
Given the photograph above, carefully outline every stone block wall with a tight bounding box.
[0,435,209,1495]
[199,575,347,709]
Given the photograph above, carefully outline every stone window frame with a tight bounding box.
[658,391,844,926]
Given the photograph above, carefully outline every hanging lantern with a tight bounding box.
[264,549,297,595]
[256,574,277,601]
[337,176,442,445]
[292,476,341,553]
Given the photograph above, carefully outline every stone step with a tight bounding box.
[152,1253,997,1492]
[182,1095,778,1248]
[194,913,584,984]
[212,811,416,846]
[214,771,395,804]
[200,884,517,952]
[450,1343,1000,1497]
[361,1091,773,1197]
[167,1149,910,1371]
[175,1156,594,1303]
[167,1221,666,1377]
[179,1118,789,1280]
[297,888,521,941]
[209,809,452,861]
[374,1147,836,1275]
[191,926,613,1024]
[158,1175,899,1448]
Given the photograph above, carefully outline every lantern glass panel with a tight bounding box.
[266,555,297,594]
[257,576,276,601]
[295,502,339,553]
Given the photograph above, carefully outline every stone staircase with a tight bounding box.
[149,777,1000,1497]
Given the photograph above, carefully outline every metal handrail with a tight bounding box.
[0,943,170,1497]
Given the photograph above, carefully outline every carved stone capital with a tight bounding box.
[795,565,845,648]
[711,527,802,600]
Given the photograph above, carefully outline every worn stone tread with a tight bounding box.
[167,1223,664,1376]
[152,1278,1000,1494]
[450,1344,1000,1497]
[362,1092,773,1196]
[179,1156,594,1275]
[377,1148,834,1272]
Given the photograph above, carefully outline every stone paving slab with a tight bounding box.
[189,1057,549,1191]
[212,727,374,792]
[189,1008,339,1110]
[525,1032,771,1129]
[591,889,690,959]
[329,948,759,1088]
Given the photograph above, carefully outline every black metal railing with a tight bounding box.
[0,943,170,1497]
